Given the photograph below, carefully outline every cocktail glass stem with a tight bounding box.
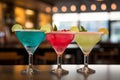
[57,55,62,69]
[28,53,33,74]
[22,52,34,75]
[77,54,95,74]
[84,55,88,68]
[51,54,69,75]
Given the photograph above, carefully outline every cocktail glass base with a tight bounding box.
[21,68,40,75]
[77,67,95,74]
[51,68,69,76]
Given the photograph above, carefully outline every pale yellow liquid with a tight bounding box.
[75,32,103,56]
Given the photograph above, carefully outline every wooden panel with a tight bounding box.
[14,0,52,12]
[0,3,2,23]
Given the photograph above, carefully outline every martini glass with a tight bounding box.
[46,31,74,75]
[15,29,45,74]
[74,32,103,74]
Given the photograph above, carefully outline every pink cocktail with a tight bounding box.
[46,31,74,75]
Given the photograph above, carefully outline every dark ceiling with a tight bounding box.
[40,0,112,6]
[40,0,67,5]
[39,0,120,12]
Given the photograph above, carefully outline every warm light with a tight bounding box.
[25,21,34,28]
[111,3,117,10]
[91,4,96,11]
[25,9,34,15]
[61,6,67,12]
[70,5,76,12]
[45,7,51,13]
[101,3,107,11]
[80,4,86,11]
[14,7,25,25]
[39,13,52,27]
[52,6,58,13]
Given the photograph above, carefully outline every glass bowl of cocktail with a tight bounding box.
[70,26,108,74]
[46,26,75,75]
[12,24,46,74]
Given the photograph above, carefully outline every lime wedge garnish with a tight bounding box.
[69,26,79,32]
[11,24,23,32]
[40,24,53,33]
[98,28,109,34]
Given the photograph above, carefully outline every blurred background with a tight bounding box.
[0,0,120,65]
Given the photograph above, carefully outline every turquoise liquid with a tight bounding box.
[16,30,45,54]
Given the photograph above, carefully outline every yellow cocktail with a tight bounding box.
[75,32,103,74]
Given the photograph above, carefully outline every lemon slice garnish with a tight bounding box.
[69,26,79,32]
[40,24,53,33]
[11,24,23,32]
[98,28,109,34]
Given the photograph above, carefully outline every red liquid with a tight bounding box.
[46,31,74,56]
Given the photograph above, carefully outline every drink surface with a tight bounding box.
[46,31,74,56]
[75,32,102,56]
[16,30,45,54]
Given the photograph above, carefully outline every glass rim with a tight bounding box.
[46,31,75,34]
[15,29,45,32]
[75,32,103,34]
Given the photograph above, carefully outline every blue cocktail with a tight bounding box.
[16,30,45,74]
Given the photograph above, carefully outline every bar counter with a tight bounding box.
[0,65,120,80]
